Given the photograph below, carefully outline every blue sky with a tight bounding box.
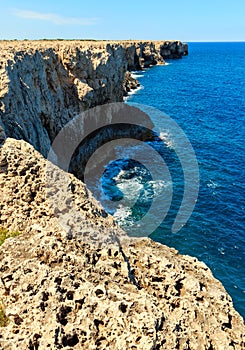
[0,0,244,41]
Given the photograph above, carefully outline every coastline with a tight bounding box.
[0,40,187,157]
[0,138,245,348]
[0,40,244,348]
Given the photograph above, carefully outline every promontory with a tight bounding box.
[0,40,244,350]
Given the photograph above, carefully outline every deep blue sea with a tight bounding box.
[100,43,245,320]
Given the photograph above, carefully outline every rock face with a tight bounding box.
[124,71,140,92]
[160,41,188,58]
[0,126,6,146]
[1,41,244,349]
[0,40,187,157]
[0,139,244,349]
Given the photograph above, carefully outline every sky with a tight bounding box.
[0,0,244,42]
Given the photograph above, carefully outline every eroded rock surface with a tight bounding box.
[0,139,244,349]
[0,40,187,157]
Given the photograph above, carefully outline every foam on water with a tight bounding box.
[89,43,245,320]
[158,131,175,149]
[125,43,245,320]
[123,85,144,101]
[113,205,132,225]
[131,74,145,79]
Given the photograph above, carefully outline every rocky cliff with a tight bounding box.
[0,40,187,157]
[0,139,244,349]
[0,40,244,349]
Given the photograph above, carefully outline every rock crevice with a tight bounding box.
[0,40,187,157]
[0,139,244,349]
[1,41,244,349]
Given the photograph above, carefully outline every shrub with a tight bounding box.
[0,228,21,246]
[0,304,9,327]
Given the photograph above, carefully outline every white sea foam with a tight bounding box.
[113,205,132,225]
[112,178,171,228]
[123,85,143,101]
[158,131,174,148]
[117,176,143,192]
[113,168,127,181]
[218,247,225,255]
[207,180,218,189]
[148,179,171,192]
[116,177,143,206]
[128,86,143,95]
[131,74,144,79]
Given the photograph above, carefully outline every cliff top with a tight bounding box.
[0,138,244,349]
[0,39,182,43]
[0,39,185,58]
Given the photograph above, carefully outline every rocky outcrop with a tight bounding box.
[160,41,188,58]
[0,40,187,157]
[123,71,140,93]
[0,139,244,349]
[125,41,188,70]
[0,41,125,156]
[0,125,6,146]
[2,41,243,349]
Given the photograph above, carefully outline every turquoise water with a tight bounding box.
[101,43,245,319]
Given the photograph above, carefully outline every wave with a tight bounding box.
[131,70,145,74]
[123,85,144,101]
[158,131,175,149]
[207,179,218,189]
[131,74,144,79]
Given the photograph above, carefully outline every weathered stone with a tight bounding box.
[0,40,187,158]
[123,71,140,93]
[0,125,6,147]
[1,40,243,349]
[0,139,244,349]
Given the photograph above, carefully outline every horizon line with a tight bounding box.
[0,38,245,43]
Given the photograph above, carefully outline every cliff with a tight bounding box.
[0,40,244,349]
[0,40,187,157]
[0,139,244,349]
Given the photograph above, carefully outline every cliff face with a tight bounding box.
[1,41,244,349]
[0,40,187,157]
[0,139,244,349]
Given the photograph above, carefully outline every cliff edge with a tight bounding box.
[0,41,244,349]
[0,139,244,349]
[0,40,187,157]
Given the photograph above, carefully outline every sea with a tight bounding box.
[96,43,245,320]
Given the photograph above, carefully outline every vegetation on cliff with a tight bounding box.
[0,41,244,349]
[0,228,21,246]
[0,304,9,327]
[0,139,244,349]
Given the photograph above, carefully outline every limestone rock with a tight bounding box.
[0,125,6,146]
[0,139,244,349]
[123,71,140,94]
[0,40,187,158]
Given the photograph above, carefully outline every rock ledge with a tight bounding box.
[0,139,244,350]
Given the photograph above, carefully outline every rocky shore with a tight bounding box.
[0,40,244,349]
[0,139,244,349]
[0,40,187,157]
